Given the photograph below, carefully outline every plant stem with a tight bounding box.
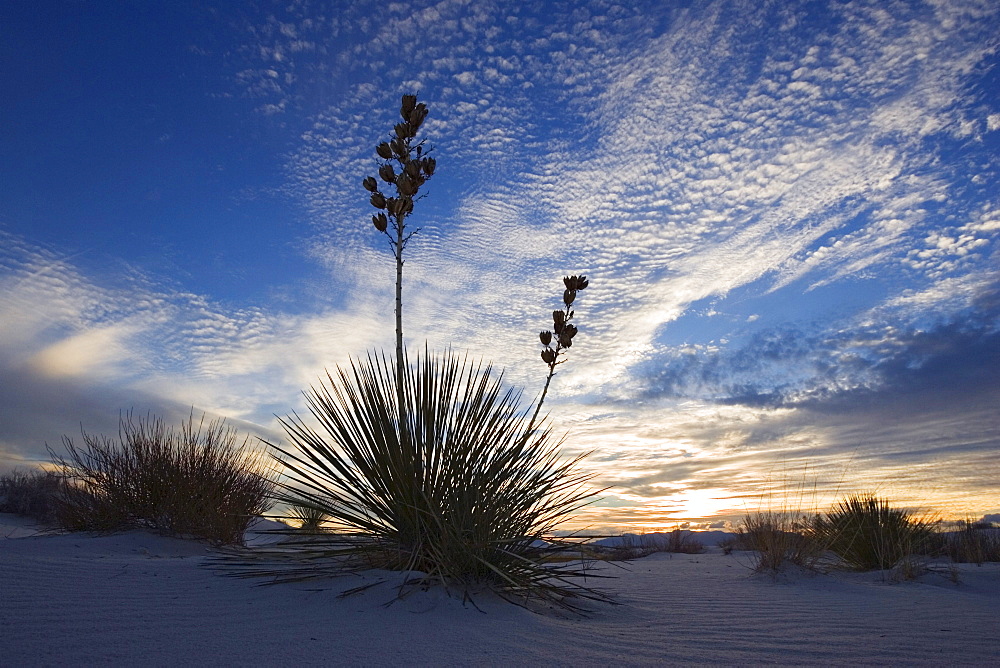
[394,212,405,404]
[526,291,580,439]
[525,360,557,439]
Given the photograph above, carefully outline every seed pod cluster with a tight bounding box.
[363,95,436,234]
[538,275,589,370]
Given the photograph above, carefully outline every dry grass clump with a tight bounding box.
[220,352,609,613]
[940,520,1000,565]
[735,510,824,573]
[604,529,706,560]
[664,528,706,554]
[50,412,275,545]
[0,469,67,523]
[735,493,939,575]
[808,493,936,572]
[735,494,992,579]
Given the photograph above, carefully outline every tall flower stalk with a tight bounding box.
[527,274,589,436]
[362,95,436,409]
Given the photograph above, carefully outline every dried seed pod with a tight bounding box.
[402,198,413,215]
[563,324,578,340]
[400,94,417,119]
[394,123,410,140]
[390,138,407,158]
[552,311,565,334]
[563,289,576,306]
[422,157,436,175]
[376,142,393,159]
[409,104,428,128]
[370,192,386,209]
[541,348,557,365]
[405,161,421,178]
[372,213,388,232]
[363,176,378,192]
[397,175,416,196]
[558,334,574,348]
[540,331,552,346]
[379,164,396,183]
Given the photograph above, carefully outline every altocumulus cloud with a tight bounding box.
[1,0,998,528]
[0,228,386,467]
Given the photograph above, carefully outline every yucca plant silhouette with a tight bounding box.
[809,494,935,571]
[221,95,607,613]
[287,501,330,532]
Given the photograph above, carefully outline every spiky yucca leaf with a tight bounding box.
[222,350,609,612]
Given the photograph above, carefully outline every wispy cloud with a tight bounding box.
[2,0,997,527]
[0,227,387,467]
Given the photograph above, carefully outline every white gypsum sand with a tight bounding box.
[2,513,999,666]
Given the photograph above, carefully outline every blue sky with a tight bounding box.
[2,0,998,530]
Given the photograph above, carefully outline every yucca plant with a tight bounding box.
[809,494,935,571]
[233,351,606,610]
[219,95,605,612]
[287,501,331,532]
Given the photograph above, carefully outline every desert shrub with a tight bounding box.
[287,501,331,532]
[736,510,823,573]
[0,469,67,523]
[809,494,935,571]
[598,534,661,560]
[600,535,658,560]
[662,529,705,554]
[602,529,705,560]
[56,477,130,532]
[237,351,606,612]
[941,520,1000,565]
[50,412,275,545]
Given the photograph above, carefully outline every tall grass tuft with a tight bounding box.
[736,510,824,573]
[941,520,1000,565]
[600,529,705,560]
[809,493,935,571]
[50,412,275,545]
[226,351,608,612]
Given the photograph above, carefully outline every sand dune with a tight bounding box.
[2,514,999,666]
